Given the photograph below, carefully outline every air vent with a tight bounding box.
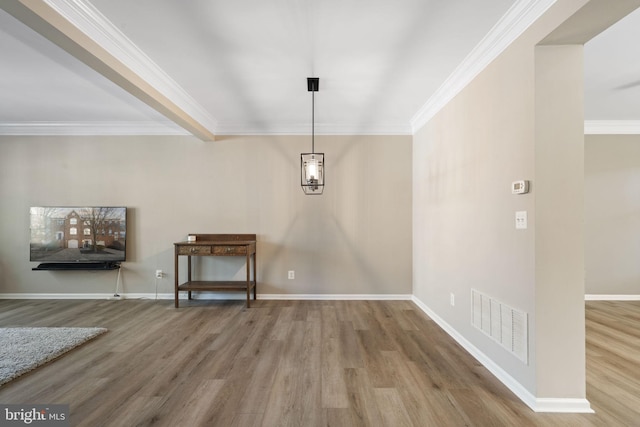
[471,289,528,364]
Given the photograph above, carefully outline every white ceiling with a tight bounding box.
[0,0,638,138]
[584,6,640,120]
[0,7,171,122]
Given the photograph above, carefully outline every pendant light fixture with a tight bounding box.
[301,77,324,195]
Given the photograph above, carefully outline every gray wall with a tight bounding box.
[0,134,412,297]
[413,0,591,402]
[534,44,586,399]
[585,134,640,295]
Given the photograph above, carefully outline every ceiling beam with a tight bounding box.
[540,0,640,44]
[1,0,217,141]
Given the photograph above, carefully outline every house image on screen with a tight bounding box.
[57,209,125,250]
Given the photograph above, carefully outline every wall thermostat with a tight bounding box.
[511,180,530,194]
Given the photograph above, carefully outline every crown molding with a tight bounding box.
[584,120,640,134]
[0,121,190,136]
[38,0,218,135]
[410,0,557,133]
[216,123,413,136]
[0,121,411,137]
[585,294,640,300]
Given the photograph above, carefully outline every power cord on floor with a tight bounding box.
[113,267,122,299]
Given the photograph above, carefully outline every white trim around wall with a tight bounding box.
[584,120,640,134]
[410,295,594,414]
[0,121,190,136]
[585,294,640,301]
[0,293,412,301]
[215,122,413,136]
[258,293,412,300]
[0,121,413,137]
[0,293,155,300]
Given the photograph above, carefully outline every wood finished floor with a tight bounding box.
[0,299,638,426]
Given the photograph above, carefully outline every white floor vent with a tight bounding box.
[471,289,528,364]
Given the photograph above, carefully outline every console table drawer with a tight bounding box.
[178,245,212,256]
[213,245,247,256]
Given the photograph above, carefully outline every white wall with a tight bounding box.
[0,134,412,297]
[585,134,640,296]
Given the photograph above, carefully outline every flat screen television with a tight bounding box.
[30,207,126,269]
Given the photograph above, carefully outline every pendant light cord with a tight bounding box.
[311,90,315,154]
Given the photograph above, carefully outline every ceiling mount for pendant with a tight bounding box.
[307,77,319,92]
[301,77,324,195]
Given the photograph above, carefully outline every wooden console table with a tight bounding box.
[174,234,257,308]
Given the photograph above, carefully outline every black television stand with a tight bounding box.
[32,262,121,271]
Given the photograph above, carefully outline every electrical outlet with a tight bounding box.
[155,270,163,279]
[288,270,295,280]
[450,293,455,306]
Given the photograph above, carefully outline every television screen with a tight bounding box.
[30,207,126,263]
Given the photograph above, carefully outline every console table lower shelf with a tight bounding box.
[177,281,256,294]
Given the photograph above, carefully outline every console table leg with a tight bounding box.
[253,252,257,300]
[174,249,179,308]
[246,253,251,308]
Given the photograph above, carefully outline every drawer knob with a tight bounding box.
[190,248,198,254]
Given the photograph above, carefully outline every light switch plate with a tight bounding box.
[515,211,527,229]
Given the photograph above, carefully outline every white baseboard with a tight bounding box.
[0,292,412,301]
[0,293,123,300]
[6,293,631,304]
[0,292,244,300]
[534,398,594,413]
[585,294,640,301]
[258,293,412,300]
[410,295,593,414]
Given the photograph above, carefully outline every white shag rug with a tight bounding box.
[0,327,107,386]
